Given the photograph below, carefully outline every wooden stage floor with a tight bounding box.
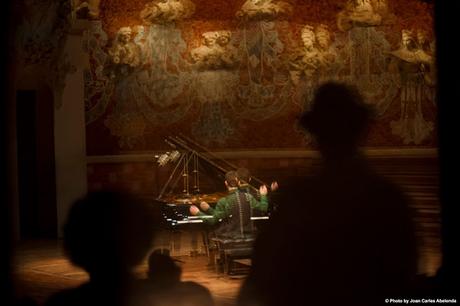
[12,240,243,306]
[11,234,441,306]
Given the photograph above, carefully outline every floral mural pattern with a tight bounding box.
[83,0,436,154]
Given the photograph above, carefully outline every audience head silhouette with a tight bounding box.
[299,82,372,159]
[63,191,154,279]
[45,191,155,306]
[147,249,182,286]
[141,250,215,306]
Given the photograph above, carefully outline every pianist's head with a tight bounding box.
[225,170,239,189]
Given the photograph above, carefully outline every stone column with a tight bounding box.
[54,23,90,237]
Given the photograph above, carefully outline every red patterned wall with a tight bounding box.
[85,0,436,155]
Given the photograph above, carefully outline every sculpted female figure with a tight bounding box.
[388,29,434,144]
[289,25,321,86]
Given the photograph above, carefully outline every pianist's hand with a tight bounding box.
[200,201,210,211]
[190,205,200,216]
[271,181,279,191]
[259,185,268,196]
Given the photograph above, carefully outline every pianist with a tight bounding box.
[189,170,268,239]
[236,167,260,199]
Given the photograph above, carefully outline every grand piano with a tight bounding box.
[155,135,268,231]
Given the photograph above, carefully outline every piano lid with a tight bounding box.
[156,135,266,203]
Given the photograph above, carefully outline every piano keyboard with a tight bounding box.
[168,215,269,225]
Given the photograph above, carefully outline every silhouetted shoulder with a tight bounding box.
[142,281,214,306]
[45,285,95,306]
[176,281,214,305]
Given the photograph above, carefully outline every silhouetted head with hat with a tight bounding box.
[147,249,182,287]
[299,82,372,161]
[238,82,416,306]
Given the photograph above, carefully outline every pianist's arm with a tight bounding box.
[196,199,229,225]
[249,185,269,212]
[248,193,268,212]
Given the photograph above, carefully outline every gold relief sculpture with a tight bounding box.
[289,25,321,85]
[236,0,292,21]
[190,31,239,70]
[314,24,337,77]
[388,29,434,144]
[415,29,436,86]
[289,25,336,86]
[337,0,390,31]
[140,0,195,24]
[108,27,142,68]
[388,29,434,81]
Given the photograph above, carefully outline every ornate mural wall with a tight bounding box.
[82,0,436,155]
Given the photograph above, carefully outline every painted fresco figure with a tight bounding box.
[102,0,196,147]
[189,31,239,143]
[336,0,398,116]
[388,29,434,144]
[232,0,292,121]
[104,27,149,147]
[83,22,115,125]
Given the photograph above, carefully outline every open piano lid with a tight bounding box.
[155,134,266,204]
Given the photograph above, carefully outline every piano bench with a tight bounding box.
[211,238,254,276]
[223,247,252,257]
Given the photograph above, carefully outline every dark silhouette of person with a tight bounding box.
[238,82,417,306]
[44,191,155,306]
[146,249,182,288]
[140,248,214,306]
